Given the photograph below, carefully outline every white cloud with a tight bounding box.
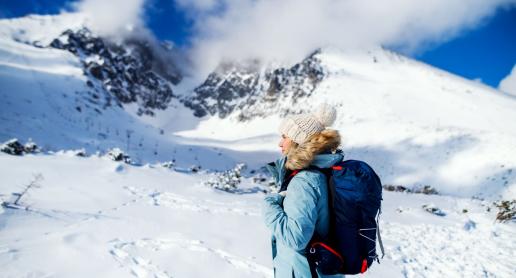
[72,0,186,79]
[70,0,516,80]
[73,0,147,39]
[176,0,516,77]
[499,64,516,96]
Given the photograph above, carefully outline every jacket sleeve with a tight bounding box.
[262,175,319,251]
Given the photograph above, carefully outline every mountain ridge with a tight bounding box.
[1,12,515,199]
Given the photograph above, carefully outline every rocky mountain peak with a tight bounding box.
[182,50,326,120]
[49,27,182,116]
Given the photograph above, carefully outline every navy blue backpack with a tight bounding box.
[304,159,385,275]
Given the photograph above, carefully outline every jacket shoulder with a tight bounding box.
[290,170,327,193]
[295,169,326,181]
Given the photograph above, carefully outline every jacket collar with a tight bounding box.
[310,153,344,168]
[265,152,344,184]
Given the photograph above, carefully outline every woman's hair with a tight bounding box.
[285,129,341,170]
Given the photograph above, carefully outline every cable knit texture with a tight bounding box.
[278,103,337,144]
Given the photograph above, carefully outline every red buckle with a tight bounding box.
[360,259,367,273]
[289,170,299,177]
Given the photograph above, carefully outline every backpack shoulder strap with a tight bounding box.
[305,166,337,243]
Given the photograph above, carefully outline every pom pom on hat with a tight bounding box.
[314,103,336,127]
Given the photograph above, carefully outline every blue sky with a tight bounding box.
[1,0,515,89]
[415,7,516,88]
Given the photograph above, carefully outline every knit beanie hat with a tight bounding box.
[278,103,337,144]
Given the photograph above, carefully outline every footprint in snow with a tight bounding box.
[122,185,260,216]
[381,221,515,277]
[109,236,271,277]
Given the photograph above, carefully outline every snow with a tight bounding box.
[1,13,515,278]
[499,64,516,97]
[0,13,87,45]
[0,153,271,278]
[1,153,514,277]
[178,46,516,200]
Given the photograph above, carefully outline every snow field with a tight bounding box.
[1,153,515,277]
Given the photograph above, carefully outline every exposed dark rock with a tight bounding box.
[182,50,325,120]
[0,139,25,155]
[383,184,439,195]
[106,148,131,164]
[190,165,201,173]
[160,161,175,169]
[494,200,515,222]
[383,185,409,192]
[0,139,39,155]
[419,185,439,195]
[49,28,182,116]
[23,141,39,153]
[73,149,87,157]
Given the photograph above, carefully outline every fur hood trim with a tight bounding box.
[285,129,341,170]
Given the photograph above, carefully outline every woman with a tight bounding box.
[262,103,345,278]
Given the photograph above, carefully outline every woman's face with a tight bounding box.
[278,134,293,155]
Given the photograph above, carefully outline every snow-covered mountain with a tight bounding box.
[0,12,238,169]
[182,50,325,119]
[49,27,181,116]
[1,12,515,278]
[181,46,516,200]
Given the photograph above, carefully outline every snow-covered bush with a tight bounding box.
[203,163,246,192]
[190,165,201,173]
[106,148,131,163]
[72,148,87,157]
[1,138,40,155]
[160,161,175,169]
[383,184,438,195]
[252,174,277,193]
[383,184,409,193]
[415,185,439,195]
[23,140,39,154]
[422,204,446,216]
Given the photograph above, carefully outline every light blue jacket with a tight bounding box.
[262,153,345,278]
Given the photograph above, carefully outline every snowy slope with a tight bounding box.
[0,153,271,278]
[1,12,515,278]
[1,153,514,278]
[0,13,249,170]
[2,13,515,200]
[179,47,516,200]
